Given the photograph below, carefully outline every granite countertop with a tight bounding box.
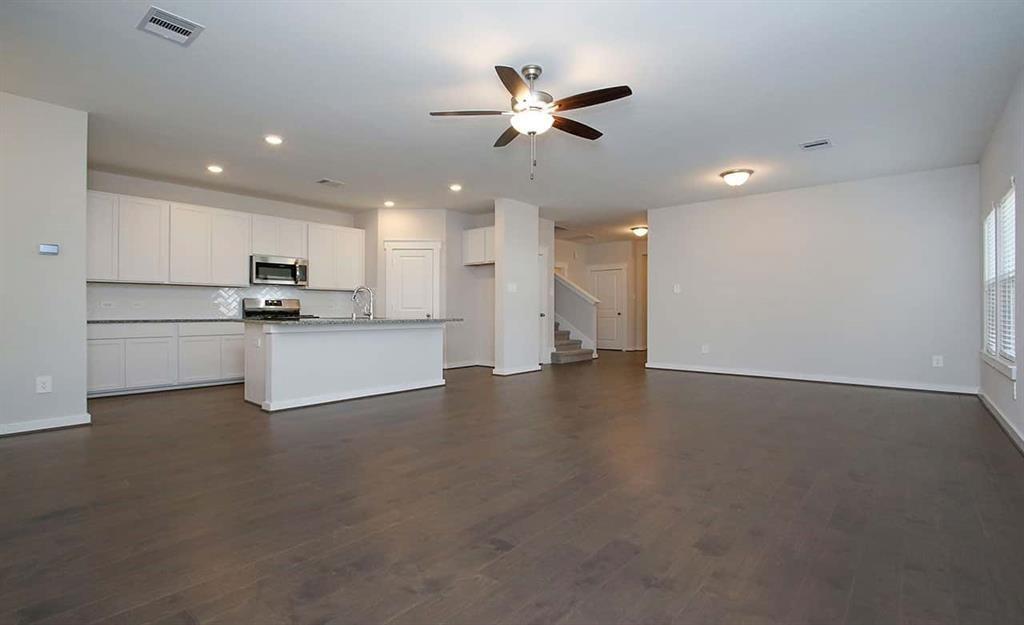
[245,317,462,326]
[87,318,242,324]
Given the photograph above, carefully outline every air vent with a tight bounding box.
[316,178,345,188]
[137,6,204,46]
[800,138,832,151]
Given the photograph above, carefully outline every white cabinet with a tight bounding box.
[178,336,223,383]
[251,215,307,258]
[117,196,170,283]
[178,322,246,384]
[169,203,251,286]
[124,337,177,388]
[307,223,365,290]
[87,339,125,392]
[87,192,119,281]
[462,226,495,265]
[221,335,245,378]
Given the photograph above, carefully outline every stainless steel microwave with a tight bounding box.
[250,255,308,286]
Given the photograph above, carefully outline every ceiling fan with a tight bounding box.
[430,65,632,179]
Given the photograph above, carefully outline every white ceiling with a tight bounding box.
[2,1,1023,240]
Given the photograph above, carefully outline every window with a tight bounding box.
[984,181,1016,363]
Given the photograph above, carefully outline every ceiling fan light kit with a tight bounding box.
[430,64,632,180]
[720,168,754,186]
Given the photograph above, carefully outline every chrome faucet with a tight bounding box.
[351,285,375,320]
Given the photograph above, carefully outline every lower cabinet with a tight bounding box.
[87,322,245,395]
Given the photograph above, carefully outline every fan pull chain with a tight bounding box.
[530,134,537,181]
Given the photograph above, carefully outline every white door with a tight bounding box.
[590,267,626,350]
[387,246,438,319]
[539,248,550,363]
[86,191,118,281]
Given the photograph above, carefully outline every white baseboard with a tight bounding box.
[262,378,446,411]
[492,365,542,376]
[0,413,91,436]
[444,360,493,370]
[88,378,243,398]
[644,362,979,394]
[979,391,1024,454]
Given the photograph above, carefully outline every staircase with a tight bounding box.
[551,320,595,364]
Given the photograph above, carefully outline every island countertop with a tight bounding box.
[244,317,462,326]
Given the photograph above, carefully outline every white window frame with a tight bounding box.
[982,177,1017,380]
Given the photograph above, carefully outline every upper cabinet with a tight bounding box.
[251,215,307,259]
[306,223,365,290]
[463,226,495,265]
[86,192,119,281]
[87,191,170,283]
[169,203,251,286]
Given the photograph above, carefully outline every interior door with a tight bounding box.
[387,247,436,319]
[539,249,550,363]
[591,267,625,350]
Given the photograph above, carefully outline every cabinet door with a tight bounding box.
[178,336,222,383]
[118,196,169,283]
[306,223,339,289]
[87,339,125,392]
[220,335,245,378]
[87,192,119,281]
[211,209,251,286]
[251,215,278,255]
[463,228,485,265]
[483,226,495,263]
[124,337,176,388]
[278,218,307,259]
[336,226,365,289]
[169,203,212,284]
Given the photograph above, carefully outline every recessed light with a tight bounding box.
[449,183,463,192]
[384,200,395,207]
[264,134,283,146]
[720,168,753,186]
[206,164,223,174]
[631,226,649,237]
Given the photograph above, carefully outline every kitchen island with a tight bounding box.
[243,317,460,411]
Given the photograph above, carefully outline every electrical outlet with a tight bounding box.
[932,355,944,368]
[673,284,682,294]
[701,344,710,354]
[507,282,518,293]
[35,375,52,394]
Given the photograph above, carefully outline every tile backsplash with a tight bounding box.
[87,283,356,320]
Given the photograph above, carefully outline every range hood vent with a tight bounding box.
[137,6,204,46]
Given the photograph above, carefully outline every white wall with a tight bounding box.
[1,93,89,434]
[539,218,555,363]
[554,239,588,285]
[445,210,494,367]
[494,198,540,375]
[88,170,355,226]
[979,68,1024,448]
[372,208,447,316]
[648,165,981,393]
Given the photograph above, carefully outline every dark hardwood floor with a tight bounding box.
[1,352,1023,625]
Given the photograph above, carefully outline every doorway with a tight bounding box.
[384,241,441,320]
[588,264,627,350]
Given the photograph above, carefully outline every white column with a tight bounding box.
[494,198,541,375]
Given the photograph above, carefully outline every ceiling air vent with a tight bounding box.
[316,178,345,188]
[137,6,204,46]
[800,138,832,151]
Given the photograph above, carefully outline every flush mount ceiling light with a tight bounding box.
[631,226,649,237]
[449,183,463,192]
[264,134,283,146]
[206,164,223,174]
[384,200,395,207]
[720,168,753,186]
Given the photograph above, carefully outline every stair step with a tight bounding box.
[554,330,570,341]
[555,339,583,351]
[550,348,594,364]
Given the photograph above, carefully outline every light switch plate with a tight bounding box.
[673,284,682,294]
[932,355,944,368]
[507,282,518,293]
[35,375,52,394]
[701,344,710,354]
[38,243,60,255]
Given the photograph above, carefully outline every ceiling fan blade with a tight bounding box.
[495,66,530,101]
[493,126,520,147]
[552,116,603,140]
[553,85,632,112]
[429,110,505,116]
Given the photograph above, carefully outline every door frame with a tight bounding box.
[587,263,628,351]
[539,246,553,364]
[384,240,442,320]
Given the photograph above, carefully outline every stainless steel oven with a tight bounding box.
[250,255,308,286]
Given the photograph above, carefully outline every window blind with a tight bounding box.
[984,210,997,356]
[997,188,1015,361]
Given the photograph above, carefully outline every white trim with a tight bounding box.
[0,413,91,436]
[492,365,542,376]
[553,272,599,304]
[384,240,442,320]
[258,378,446,411]
[978,392,1024,454]
[444,360,493,369]
[644,362,979,394]
[88,378,242,398]
[981,351,1017,380]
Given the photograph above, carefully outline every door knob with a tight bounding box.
[540,312,546,317]
[617,312,622,316]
